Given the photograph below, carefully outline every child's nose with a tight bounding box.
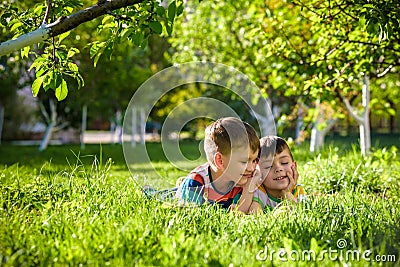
[247,161,256,172]
[274,165,284,173]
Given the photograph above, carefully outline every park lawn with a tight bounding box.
[0,140,399,266]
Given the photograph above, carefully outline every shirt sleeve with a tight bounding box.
[176,174,205,205]
[252,189,266,209]
[293,184,308,203]
[293,184,306,197]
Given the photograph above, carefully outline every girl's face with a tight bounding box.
[259,148,295,192]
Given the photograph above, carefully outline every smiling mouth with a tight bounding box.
[273,176,287,181]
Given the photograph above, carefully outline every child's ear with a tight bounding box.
[293,161,297,167]
[214,152,224,169]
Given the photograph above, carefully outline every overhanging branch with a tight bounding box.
[0,0,143,56]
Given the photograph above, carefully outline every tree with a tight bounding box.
[169,0,400,155]
[0,0,184,100]
[289,0,399,154]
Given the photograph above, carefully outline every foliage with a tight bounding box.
[169,0,400,138]
[0,139,399,266]
[0,0,184,100]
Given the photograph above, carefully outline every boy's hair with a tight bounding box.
[259,136,294,160]
[204,117,259,163]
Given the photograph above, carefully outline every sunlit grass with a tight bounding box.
[0,140,399,266]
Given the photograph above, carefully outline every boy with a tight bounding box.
[175,117,260,212]
[242,136,306,213]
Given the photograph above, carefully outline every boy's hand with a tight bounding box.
[248,165,263,193]
[284,162,297,195]
[290,161,298,188]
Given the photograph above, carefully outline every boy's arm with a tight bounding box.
[248,201,263,214]
[176,175,205,205]
[233,167,263,214]
[233,182,254,214]
[282,163,298,202]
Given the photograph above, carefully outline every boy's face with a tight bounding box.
[221,146,259,187]
[259,147,294,191]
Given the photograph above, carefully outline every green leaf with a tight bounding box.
[68,62,79,72]
[33,5,45,16]
[93,53,102,68]
[32,76,44,97]
[67,48,80,58]
[58,31,70,43]
[168,1,176,21]
[359,15,366,28]
[121,27,134,38]
[176,3,184,16]
[56,50,67,61]
[55,79,68,101]
[90,42,106,67]
[102,15,114,25]
[149,21,162,34]
[104,41,114,61]
[166,21,173,36]
[10,21,23,32]
[90,42,100,59]
[387,108,396,116]
[43,71,62,92]
[140,38,148,48]
[36,67,48,77]
[21,46,30,59]
[156,6,165,17]
[76,72,84,89]
[132,32,144,46]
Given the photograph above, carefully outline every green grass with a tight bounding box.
[0,140,399,266]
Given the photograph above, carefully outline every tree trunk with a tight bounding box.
[343,75,371,156]
[116,109,122,144]
[139,108,146,145]
[131,107,137,147]
[310,127,322,152]
[39,98,57,151]
[360,76,371,155]
[80,105,87,149]
[110,119,116,144]
[295,104,304,144]
[310,100,336,152]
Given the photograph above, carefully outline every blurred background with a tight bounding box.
[1,0,399,154]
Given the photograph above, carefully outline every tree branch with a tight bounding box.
[377,64,393,78]
[42,0,52,26]
[342,97,363,124]
[0,0,143,56]
[324,62,351,87]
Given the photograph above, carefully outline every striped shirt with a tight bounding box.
[253,184,307,211]
[175,163,243,209]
